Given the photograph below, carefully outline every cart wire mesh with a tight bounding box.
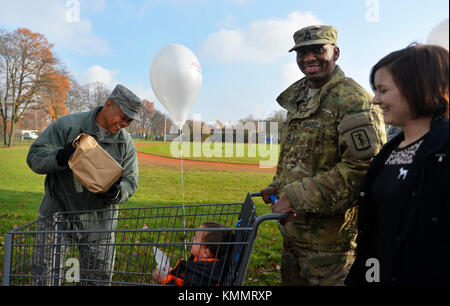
[3,193,287,286]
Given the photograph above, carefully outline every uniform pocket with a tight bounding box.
[292,121,325,176]
[279,120,325,179]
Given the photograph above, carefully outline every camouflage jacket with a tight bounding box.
[271,66,386,252]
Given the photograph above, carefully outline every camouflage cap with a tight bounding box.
[289,25,338,52]
[108,84,142,121]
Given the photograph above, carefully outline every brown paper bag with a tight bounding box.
[68,133,123,193]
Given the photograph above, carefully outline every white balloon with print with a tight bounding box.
[150,44,202,130]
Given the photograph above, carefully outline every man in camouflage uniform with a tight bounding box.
[27,84,142,285]
[260,25,386,285]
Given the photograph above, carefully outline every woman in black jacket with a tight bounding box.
[345,43,449,286]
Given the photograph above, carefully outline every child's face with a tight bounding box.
[191,226,211,260]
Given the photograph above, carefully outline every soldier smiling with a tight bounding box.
[260,25,387,286]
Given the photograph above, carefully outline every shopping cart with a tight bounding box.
[2,192,287,286]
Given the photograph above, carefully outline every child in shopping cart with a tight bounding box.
[153,221,231,286]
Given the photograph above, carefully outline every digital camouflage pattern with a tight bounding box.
[289,25,338,52]
[27,106,139,225]
[109,84,143,121]
[271,65,387,254]
[281,239,355,285]
[31,214,116,286]
[27,106,137,285]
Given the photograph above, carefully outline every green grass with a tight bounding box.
[0,143,283,286]
[0,138,36,148]
[136,140,280,166]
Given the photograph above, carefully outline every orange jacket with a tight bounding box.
[161,256,222,286]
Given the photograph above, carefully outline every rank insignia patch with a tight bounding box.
[304,31,311,41]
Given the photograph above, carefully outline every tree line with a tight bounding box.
[0,27,172,147]
[1,27,286,147]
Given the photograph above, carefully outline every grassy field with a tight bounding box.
[0,142,283,286]
[135,140,280,166]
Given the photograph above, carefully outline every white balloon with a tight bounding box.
[150,44,202,130]
[427,18,449,50]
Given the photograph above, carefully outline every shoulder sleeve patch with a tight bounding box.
[350,129,371,151]
[339,111,382,159]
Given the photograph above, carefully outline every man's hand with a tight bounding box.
[56,143,76,166]
[271,193,296,225]
[96,177,122,204]
[260,186,279,204]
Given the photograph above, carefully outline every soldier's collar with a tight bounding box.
[317,66,345,100]
[276,65,345,112]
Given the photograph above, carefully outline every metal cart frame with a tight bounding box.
[3,193,286,286]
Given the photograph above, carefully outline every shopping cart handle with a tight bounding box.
[249,192,278,204]
[254,212,291,227]
[249,193,287,220]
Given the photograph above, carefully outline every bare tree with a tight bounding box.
[149,109,172,139]
[65,75,90,114]
[0,29,9,143]
[263,109,286,141]
[265,109,287,123]
[238,114,257,126]
[127,99,155,138]
[139,99,155,138]
[87,81,110,110]
[19,108,47,132]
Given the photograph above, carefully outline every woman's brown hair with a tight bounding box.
[370,43,449,118]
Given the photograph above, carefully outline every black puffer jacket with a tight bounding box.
[345,117,449,286]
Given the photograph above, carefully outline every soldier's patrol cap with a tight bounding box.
[289,25,338,52]
[108,84,143,121]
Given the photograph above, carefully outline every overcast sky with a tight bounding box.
[0,0,448,125]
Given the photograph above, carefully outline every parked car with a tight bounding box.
[23,132,38,140]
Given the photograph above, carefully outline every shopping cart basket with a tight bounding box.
[2,192,287,286]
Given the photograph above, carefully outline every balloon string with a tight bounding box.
[179,129,187,257]
[180,129,185,203]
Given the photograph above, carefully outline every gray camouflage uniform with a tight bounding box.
[27,85,141,285]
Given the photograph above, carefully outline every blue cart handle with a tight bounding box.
[269,194,278,203]
[249,192,289,221]
[249,192,278,204]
